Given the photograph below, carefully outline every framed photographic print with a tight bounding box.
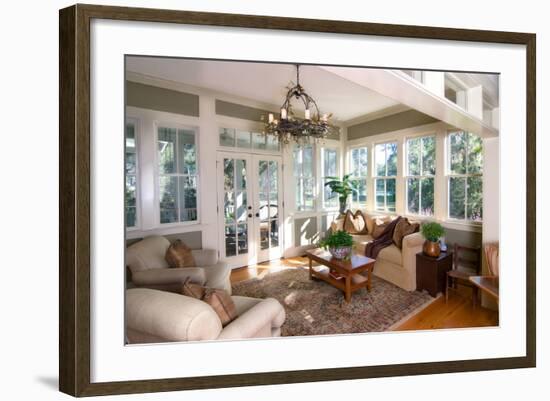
[59,4,536,397]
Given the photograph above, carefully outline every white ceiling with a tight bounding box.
[126,57,400,122]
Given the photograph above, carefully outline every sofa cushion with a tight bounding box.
[126,235,171,272]
[182,279,238,326]
[165,239,196,268]
[378,244,402,265]
[392,218,420,249]
[372,217,391,239]
[343,210,368,234]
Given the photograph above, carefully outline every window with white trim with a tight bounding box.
[125,120,138,228]
[406,135,435,216]
[293,144,315,211]
[447,131,483,221]
[374,142,397,212]
[157,126,198,224]
[349,147,368,207]
[322,147,339,209]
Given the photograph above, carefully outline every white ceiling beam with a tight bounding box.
[320,67,499,138]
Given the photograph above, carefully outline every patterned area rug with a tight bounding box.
[232,267,435,336]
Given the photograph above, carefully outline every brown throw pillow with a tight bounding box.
[392,218,420,249]
[182,279,238,326]
[372,218,389,239]
[343,210,367,234]
[165,239,196,268]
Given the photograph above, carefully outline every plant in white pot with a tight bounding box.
[420,221,445,257]
[319,230,354,260]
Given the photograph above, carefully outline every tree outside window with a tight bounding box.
[349,147,368,207]
[406,135,435,216]
[125,121,138,228]
[158,126,198,224]
[293,144,315,211]
[448,131,483,221]
[374,142,397,212]
[322,148,339,209]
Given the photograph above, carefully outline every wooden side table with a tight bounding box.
[416,251,453,297]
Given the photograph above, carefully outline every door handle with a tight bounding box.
[255,213,260,217]
[248,213,253,218]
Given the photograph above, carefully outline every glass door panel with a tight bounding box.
[217,153,252,267]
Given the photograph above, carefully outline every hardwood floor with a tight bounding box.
[231,256,499,331]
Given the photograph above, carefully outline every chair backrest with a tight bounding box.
[126,235,171,273]
[453,243,482,274]
[484,243,499,277]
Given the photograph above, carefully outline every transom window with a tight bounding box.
[322,147,339,209]
[406,135,435,216]
[293,144,315,211]
[447,131,483,221]
[374,142,397,212]
[219,127,279,151]
[157,126,198,224]
[125,120,138,228]
[349,147,368,207]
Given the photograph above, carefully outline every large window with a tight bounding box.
[349,147,368,206]
[448,131,483,221]
[157,126,198,224]
[293,144,315,211]
[374,142,397,212]
[406,136,435,215]
[322,147,339,209]
[125,120,138,228]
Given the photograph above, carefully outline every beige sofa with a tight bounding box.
[331,212,424,291]
[126,288,286,343]
[126,235,232,294]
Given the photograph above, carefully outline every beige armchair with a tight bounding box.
[126,235,232,294]
[126,288,286,343]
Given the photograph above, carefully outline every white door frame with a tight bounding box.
[216,151,284,269]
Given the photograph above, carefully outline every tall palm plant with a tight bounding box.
[324,174,359,214]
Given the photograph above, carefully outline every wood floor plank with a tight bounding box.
[230,256,499,331]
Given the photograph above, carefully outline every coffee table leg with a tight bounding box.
[345,275,351,303]
[367,267,372,292]
[308,257,312,280]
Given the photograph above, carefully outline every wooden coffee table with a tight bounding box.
[306,248,375,303]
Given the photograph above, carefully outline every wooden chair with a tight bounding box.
[446,244,481,305]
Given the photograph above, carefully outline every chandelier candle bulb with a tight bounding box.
[304,109,311,120]
[281,108,287,120]
[268,113,274,123]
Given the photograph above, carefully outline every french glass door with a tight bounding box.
[217,152,283,268]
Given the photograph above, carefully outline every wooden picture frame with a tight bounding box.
[59,3,536,397]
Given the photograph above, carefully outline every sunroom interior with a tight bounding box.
[124,57,500,341]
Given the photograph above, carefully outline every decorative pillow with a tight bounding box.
[372,218,390,239]
[392,218,420,249]
[343,210,367,234]
[182,279,238,326]
[165,239,196,268]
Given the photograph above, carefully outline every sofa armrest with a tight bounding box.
[126,288,222,342]
[218,298,286,340]
[132,267,206,286]
[191,249,218,267]
[330,218,345,233]
[401,232,424,273]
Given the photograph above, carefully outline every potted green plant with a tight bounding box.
[420,221,445,257]
[323,174,359,214]
[319,230,354,260]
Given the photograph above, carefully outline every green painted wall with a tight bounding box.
[347,110,438,140]
[126,81,199,116]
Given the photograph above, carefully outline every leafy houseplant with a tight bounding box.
[320,230,354,260]
[324,174,359,214]
[420,221,445,257]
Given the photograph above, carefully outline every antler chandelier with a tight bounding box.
[263,65,339,145]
